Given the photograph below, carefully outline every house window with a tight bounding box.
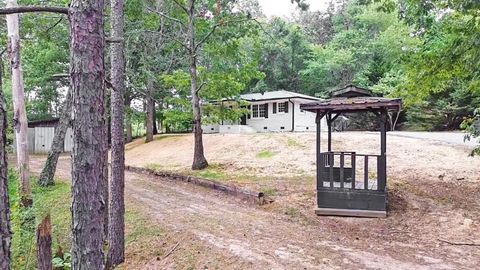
[252,104,267,118]
[278,102,288,113]
[252,104,259,118]
[259,104,266,118]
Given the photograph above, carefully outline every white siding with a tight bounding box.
[202,97,327,133]
[24,126,74,153]
[64,128,74,152]
[27,128,35,153]
[246,99,292,132]
[202,124,219,134]
[34,127,55,154]
[292,98,326,132]
[245,98,326,132]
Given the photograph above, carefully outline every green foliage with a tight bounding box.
[253,18,311,93]
[9,169,71,270]
[14,0,70,120]
[461,109,480,156]
[398,0,480,136]
[52,252,72,270]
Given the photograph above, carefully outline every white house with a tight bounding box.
[203,90,327,133]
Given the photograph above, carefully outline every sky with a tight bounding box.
[258,0,329,18]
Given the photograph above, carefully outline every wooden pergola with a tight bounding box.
[300,95,402,217]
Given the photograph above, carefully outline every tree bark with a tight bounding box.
[145,80,154,143]
[0,55,11,270]
[103,93,109,242]
[36,215,52,270]
[0,6,69,15]
[153,103,158,135]
[188,0,208,170]
[125,96,133,143]
[6,0,32,207]
[38,88,72,186]
[70,0,107,267]
[106,0,125,266]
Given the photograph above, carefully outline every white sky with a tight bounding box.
[258,0,329,18]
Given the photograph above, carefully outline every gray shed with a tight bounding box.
[26,118,73,154]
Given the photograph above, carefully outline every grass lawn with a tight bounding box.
[8,168,167,269]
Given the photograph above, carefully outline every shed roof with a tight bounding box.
[28,118,60,128]
[240,90,320,102]
[332,84,372,98]
[300,97,402,113]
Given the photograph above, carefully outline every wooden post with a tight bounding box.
[327,112,332,152]
[36,215,52,270]
[340,152,345,188]
[379,110,387,191]
[316,110,322,189]
[351,152,356,189]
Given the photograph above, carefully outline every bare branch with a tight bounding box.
[106,37,124,43]
[251,18,285,48]
[50,74,69,81]
[0,6,69,15]
[171,0,189,14]
[141,30,190,52]
[196,81,206,94]
[147,7,185,28]
[195,18,251,51]
[45,17,63,33]
[194,24,220,51]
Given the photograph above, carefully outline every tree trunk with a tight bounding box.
[153,102,158,135]
[145,80,154,143]
[0,55,11,270]
[188,0,208,170]
[38,88,72,186]
[125,96,133,143]
[103,122,109,241]
[106,0,125,266]
[36,215,52,270]
[6,0,32,207]
[70,0,106,267]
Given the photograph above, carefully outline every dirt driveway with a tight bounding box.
[29,153,480,270]
[387,131,478,147]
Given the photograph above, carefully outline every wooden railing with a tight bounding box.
[318,151,386,191]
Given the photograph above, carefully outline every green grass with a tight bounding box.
[256,149,275,159]
[9,169,71,270]
[286,138,305,148]
[8,168,168,270]
[191,163,227,180]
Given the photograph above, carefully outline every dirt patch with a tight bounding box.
[26,131,480,269]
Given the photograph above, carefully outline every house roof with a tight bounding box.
[300,97,402,113]
[240,90,320,102]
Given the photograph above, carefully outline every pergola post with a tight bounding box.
[316,110,323,188]
[327,112,332,152]
[378,110,387,191]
